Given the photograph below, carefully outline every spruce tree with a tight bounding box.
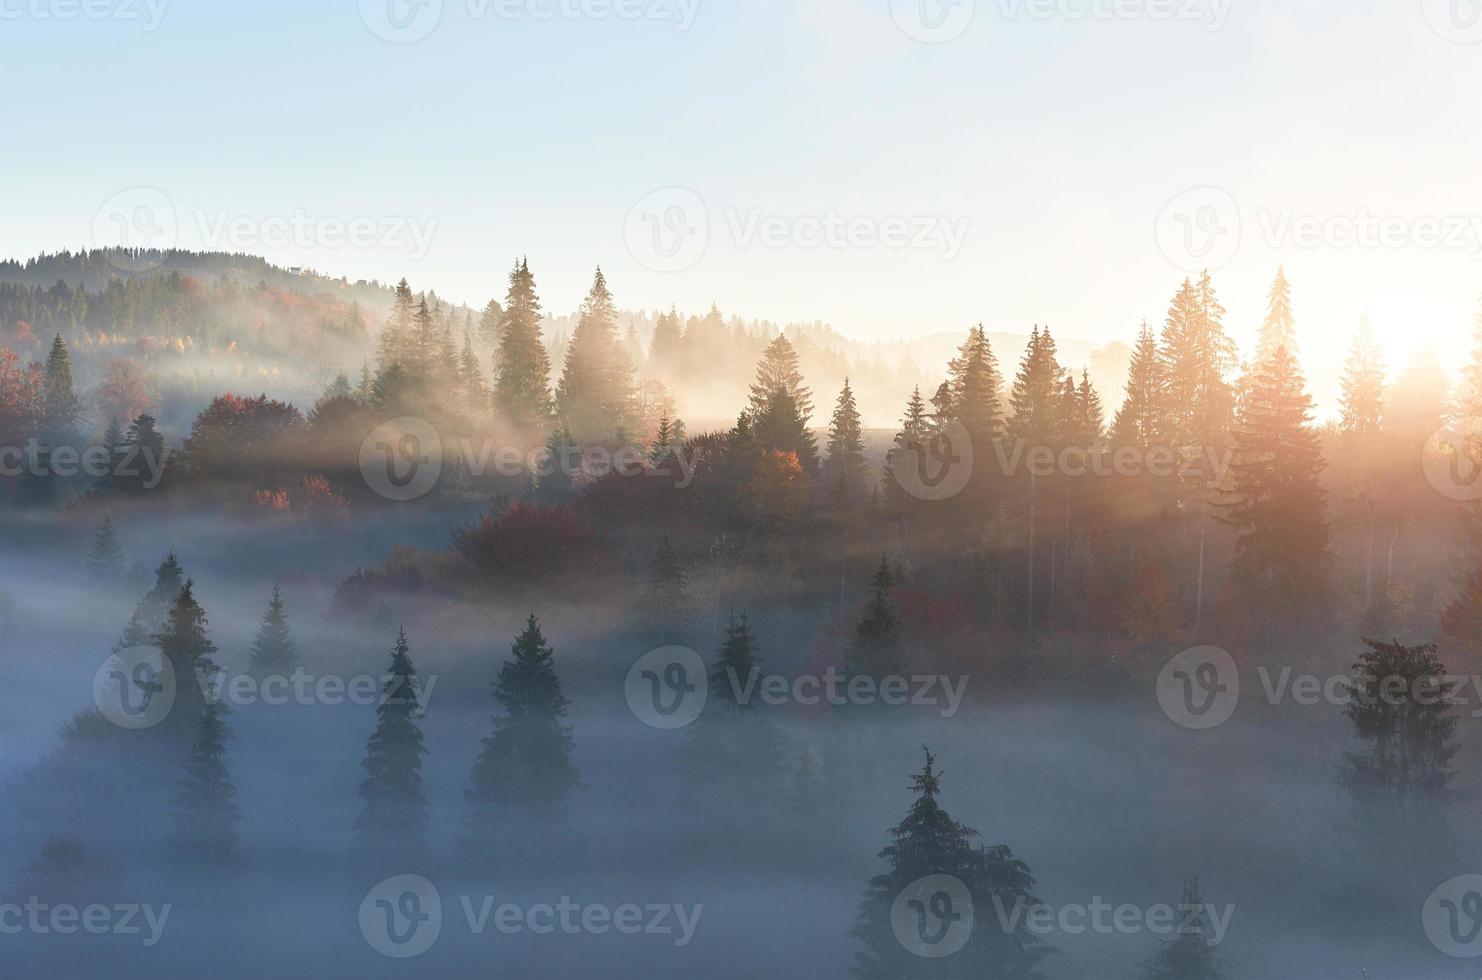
[465,616,579,829]
[847,557,905,680]
[1254,266,1297,367]
[1221,346,1330,625]
[353,629,429,861]
[1160,274,1236,448]
[170,698,240,866]
[644,537,688,638]
[1338,639,1459,874]
[375,278,417,372]
[946,325,1003,446]
[555,267,640,443]
[532,424,578,503]
[153,580,220,739]
[87,514,127,582]
[824,378,867,507]
[883,386,931,507]
[1008,326,1064,447]
[247,584,297,676]
[709,613,762,711]
[1112,321,1167,449]
[459,331,489,404]
[649,306,685,376]
[851,749,1053,980]
[753,384,819,471]
[1338,316,1386,440]
[1138,878,1228,980]
[478,297,504,349]
[41,334,82,445]
[748,334,814,422]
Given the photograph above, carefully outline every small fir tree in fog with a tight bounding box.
[494,259,554,431]
[824,378,867,507]
[353,629,429,860]
[1339,639,1459,866]
[41,333,83,445]
[644,536,688,638]
[709,613,762,711]
[247,584,298,675]
[11,835,122,906]
[1113,321,1168,450]
[531,424,578,503]
[87,514,127,582]
[1138,878,1228,980]
[465,616,578,828]
[851,749,1053,980]
[847,557,906,680]
[170,698,240,865]
[153,580,220,738]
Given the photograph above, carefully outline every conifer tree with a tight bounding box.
[375,279,417,372]
[649,416,677,467]
[117,551,187,651]
[322,373,354,400]
[531,424,577,503]
[644,537,688,638]
[1138,878,1228,980]
[753,385,819,470]
[95,417,125,492]
[170,697,240,866]
[851,749,1053,980]
[478,297,503,349]
[649,306,685,376]
[465,616,579,828]
[459,331,489,404]
[41,334,82,445]
[1221,346,1330,625]
[492,260,554,433]
[946,325,1003,446]
[355,360,374,403]
[709,613,762,711]
[824,379,867,507]
[247,584,297,676]
[353,629,429,860]
[883,386,931,507]
[748,334,814,422]
[153,580,220,738]
[87,514,127,582]
[1008,326,1064,447]
[1441,567,1482,660]
[1254,266,1297,366]
[1338,316,1386,440]
[119,413,166,494]
[1113,321,1167,449]
[556,268,640,443]
[1161,274,1236,448]
[847,557,905,680]
[1339,639,1459,872]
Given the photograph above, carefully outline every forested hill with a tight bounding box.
[0,249,398,299]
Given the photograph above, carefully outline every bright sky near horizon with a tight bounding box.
[3,0,1482,396]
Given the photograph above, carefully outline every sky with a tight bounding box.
[3,0,1482,393]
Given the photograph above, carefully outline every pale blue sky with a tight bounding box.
[4,0,1482,393]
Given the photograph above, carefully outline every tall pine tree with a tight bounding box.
[824,379,867,508]
[247,584,297,676]
[353,629,429,861]
[494,259,554,433]
[555,267,640,443]
[465,616,579,830]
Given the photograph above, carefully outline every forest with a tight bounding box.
[1,246,1479,978]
